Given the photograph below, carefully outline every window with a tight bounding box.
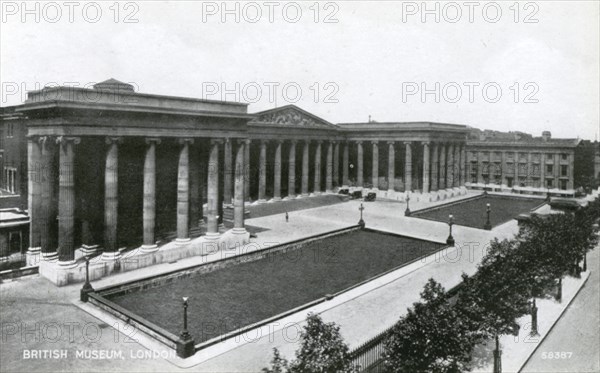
[547,179,553,188]
[547,164,553,174]
[561,153,568,161]
[560,179,567,190]
[561,165,568,177]
[6,124,14,138]
[547,153,554,161]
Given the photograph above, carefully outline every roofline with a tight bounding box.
[15,101,256,120]
[337,121,468,128]
[26,86,249,107]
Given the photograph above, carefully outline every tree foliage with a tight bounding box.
[383,279,479,373]
[263,313,358,373]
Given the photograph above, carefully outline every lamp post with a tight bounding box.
[446,214,455,246]
[404,192,411,216]
[530,298,539,336]
[358,203,365,228]
[493,334,502,373]
[80,256,94,302]
[484,203,492,230]
[546,186,551,201]
[176,296,195,358]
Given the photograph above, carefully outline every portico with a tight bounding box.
[17,80,470,285]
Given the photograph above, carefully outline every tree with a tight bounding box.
[383,279,479,373]
[456,239,532,372]
[263,313,358,373]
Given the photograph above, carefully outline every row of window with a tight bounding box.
[470,176,569,190]
[469,151,570,162]
[469,162,569,177]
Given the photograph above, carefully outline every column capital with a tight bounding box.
[371,140,379,145]
[387,141,395,146]
[422,141,430,146]
[104,137,122,145]
[56,136,81,145]
[288,139,298,144]
[404,141,412,146]
[210,138,224,145]
[315,140,323,145]
[244,138,252,145]
[304,139,311,144]
[145,137,161,145]
[237,138,249,146]
[37,135,53,146]
[178,138,194,145]
[355,140,363,145]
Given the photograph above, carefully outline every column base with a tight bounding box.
[175,238,191,244]
[257,199,267,204]
[80,245,98,256]
[26,247,41,266]
[102,251,121,261]
[231,228,248,235]
[284,195,296,200]
[218,224,227,233]
[0,257,8,263]
[57,260,77,269]
[271,197,282,202]
[204,232,221,241]
[41,251,58,262]
[140,244,159,253]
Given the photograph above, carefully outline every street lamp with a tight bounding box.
[358,203,365,228]
[80,256,94,302]
[484,203,492,230]
[404,192,411,216]
[176,296,195,358]
[530,298,539,336]
[446,214,455,246]
[493,335,502,373]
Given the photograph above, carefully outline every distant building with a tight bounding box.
[465,128,581,196]
[574,140,600,192]
[0,106,27,209]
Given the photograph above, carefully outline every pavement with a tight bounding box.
[0,191,595,372]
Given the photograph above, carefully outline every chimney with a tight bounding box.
[542,131,551,142]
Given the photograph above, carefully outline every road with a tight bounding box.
[521,246,600,373]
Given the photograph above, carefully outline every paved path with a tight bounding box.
[520,247,600,373]
[0,191,565,373]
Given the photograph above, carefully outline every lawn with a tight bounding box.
[248,194,347,218]
[108,230,443,343]
[413,195,545,229]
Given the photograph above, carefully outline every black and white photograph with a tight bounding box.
[0,1,599,372]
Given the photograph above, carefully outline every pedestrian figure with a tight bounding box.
[285,211,289,222]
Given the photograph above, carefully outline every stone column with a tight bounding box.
[39,137,57,261]
[326,142,333,192]
[431,143,439,191]
[446,143,454,189]
[301,140,310,196]
[540,152,545,188]
[333,142,340,187]
[206,140,221,239]
[357,141,364,187]
[404,142,412,192]
[342,142,349,187]
[233,140,247,234]
[387,142,395,192]
[223,138,233,205]
[422,142,430,193]
[244,139,251,203]
[526,152,533,188]
[477,151,484,184]
[372,141,379,189]
[27,137,42,256]
[56,137,79,266]
[176,139,192,242]
[439,143,446,189]
[288,140,296,198]
[460,145,467,186]
[273,140,282,201]
[313,141,322,194]
[142,138,160,251]
[453,144,460,188]
[258,140,267,202]
[103,137,120,261]
[501,151,507,186]
[553,153,560,187]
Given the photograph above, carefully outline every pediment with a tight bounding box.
[253,105,335,129]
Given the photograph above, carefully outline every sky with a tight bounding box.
[1,0,599,140]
